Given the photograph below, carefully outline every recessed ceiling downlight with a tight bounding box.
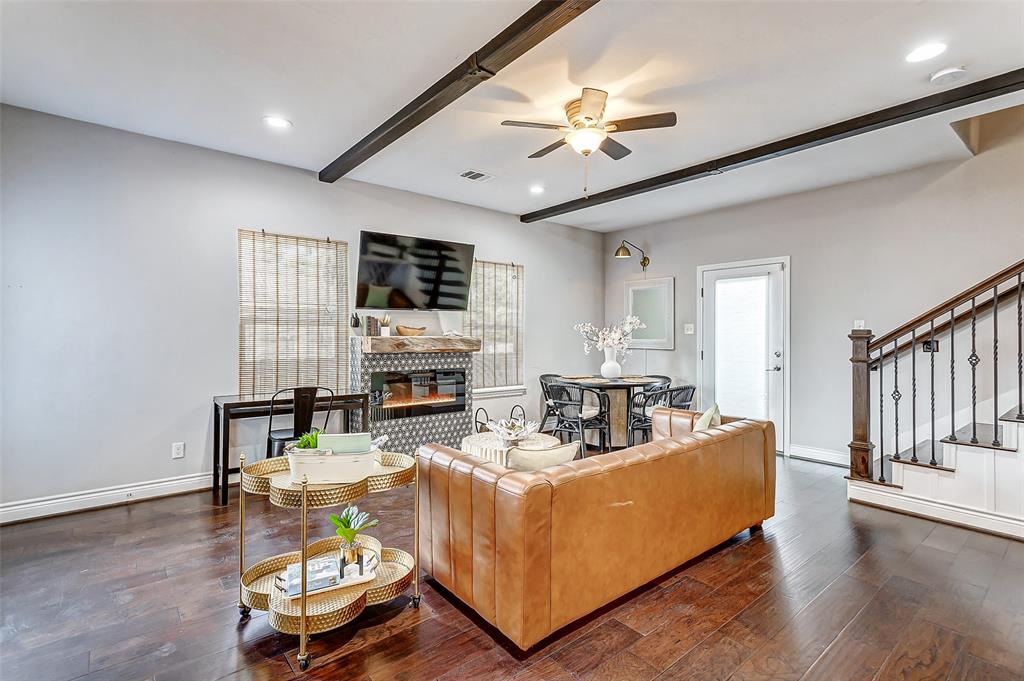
[905,43,947,63]
[529,184,544,195]
[262,115,293,129]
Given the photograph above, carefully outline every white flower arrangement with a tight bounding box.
[573,316,646,355]
[487,418,540,445]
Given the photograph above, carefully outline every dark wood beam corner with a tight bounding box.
[318,0,600,183]
[520,67,1024,223]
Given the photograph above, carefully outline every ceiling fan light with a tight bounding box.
[614,242,631,258]
[566,127,607,156]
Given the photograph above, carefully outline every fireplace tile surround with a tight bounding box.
[349,337,478,454]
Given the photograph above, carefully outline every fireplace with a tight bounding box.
[369,369,466,420]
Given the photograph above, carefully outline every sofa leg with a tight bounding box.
[750,523,763,533]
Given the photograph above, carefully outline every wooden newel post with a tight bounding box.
[849,329,874,480]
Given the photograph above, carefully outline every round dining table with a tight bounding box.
[556,375,664,448]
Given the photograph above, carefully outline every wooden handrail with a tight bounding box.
[869,258,1024,351]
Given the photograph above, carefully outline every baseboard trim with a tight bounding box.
[847,479,1024,539]
[790,445,848,467]
[0,471,218,524]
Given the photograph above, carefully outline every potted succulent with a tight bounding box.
[329,505,379,568]
[294,429,323,452]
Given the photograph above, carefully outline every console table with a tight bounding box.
[212,393,369,506]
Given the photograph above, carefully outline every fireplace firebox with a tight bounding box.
[369,369,466,420]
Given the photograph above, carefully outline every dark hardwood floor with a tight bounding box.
[2,456,1023,681]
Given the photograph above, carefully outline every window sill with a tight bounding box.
[472,385,528,400]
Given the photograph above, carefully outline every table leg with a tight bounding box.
[220,409,231,506]
[212,405,221,500]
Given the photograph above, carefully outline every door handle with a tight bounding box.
[765,366,782,372]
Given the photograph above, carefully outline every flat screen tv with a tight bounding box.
[355,231,475,311]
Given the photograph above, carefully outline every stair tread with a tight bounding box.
[853,453,903,488]
[891,441,955,471]
[940,423,1015,452]
[998,407,1024,424]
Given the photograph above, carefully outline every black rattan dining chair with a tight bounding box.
[267,386,335,458]
[664,384,696,409]
[627,387,671,446]
[538,373,562,434]
[547,382,611,455]
[643,374,672,393]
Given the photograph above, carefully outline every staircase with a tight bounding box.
[847,258,1024,539]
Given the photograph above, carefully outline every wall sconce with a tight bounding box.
[614,240,650,271]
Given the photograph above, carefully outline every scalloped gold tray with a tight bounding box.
[240,452,415,509]
[240,534,382,613]
[265,546,414,635]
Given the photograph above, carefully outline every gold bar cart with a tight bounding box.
[236,451,419,671]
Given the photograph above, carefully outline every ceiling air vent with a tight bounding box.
[459,169,495,183]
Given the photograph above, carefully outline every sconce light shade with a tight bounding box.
[613,240,650,271]
[614,242,631,258]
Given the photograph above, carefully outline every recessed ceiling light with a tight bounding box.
[905,43,947,63]
[262,115,293,129]
[529,184,545,195]
[930,66,967,85]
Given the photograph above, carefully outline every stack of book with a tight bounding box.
[277,552,380,599]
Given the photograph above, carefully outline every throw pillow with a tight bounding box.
[694,403,721,431]
[364,285,393,309]
[506,441,580,472]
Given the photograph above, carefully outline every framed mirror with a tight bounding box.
[625,277,675,350]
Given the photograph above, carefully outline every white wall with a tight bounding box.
[604,109,1024,459]
[0,105,605,506]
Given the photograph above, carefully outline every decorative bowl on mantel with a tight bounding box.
[395,325,426,337]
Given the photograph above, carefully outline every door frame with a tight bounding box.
[696,255,791,456]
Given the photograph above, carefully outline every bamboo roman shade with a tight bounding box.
[463,260,525,390]
[237,229,349,395]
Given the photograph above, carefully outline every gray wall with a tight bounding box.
[0,105,605,503]
[604,110,1024,458]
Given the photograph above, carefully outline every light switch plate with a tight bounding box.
[683,323,695,335]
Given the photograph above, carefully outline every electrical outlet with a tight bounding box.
[683,323,695,335]
[171,442,185,459]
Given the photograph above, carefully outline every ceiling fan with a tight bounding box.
[501,87,677,160]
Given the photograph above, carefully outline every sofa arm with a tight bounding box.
[417,444,553,649]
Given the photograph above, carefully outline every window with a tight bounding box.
[237,229,349,395]
[463,260,524,394]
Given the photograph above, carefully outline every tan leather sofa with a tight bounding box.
[416,407,776,650]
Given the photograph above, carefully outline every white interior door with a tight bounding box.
[700,260,786,452]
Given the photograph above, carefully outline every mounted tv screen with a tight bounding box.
[355,231,475,311]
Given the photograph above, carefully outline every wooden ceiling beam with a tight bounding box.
[318,0,599,183]
[519,68,1024,223]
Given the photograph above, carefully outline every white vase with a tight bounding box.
[600,347,622,379]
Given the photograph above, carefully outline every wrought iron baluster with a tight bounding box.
[969,297,979,444]
[892,339,901,460]
[1018,272,1023,420]
[878,347,886,483]
[930,318,937,467]
[911,328,918,463]
[948,307,956,441]
[993,285,1001,447]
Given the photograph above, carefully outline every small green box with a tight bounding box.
[318,432,372,454]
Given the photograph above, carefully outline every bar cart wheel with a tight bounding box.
[298,654,310,671]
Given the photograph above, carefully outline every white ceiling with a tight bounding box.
[3,1,1023,231]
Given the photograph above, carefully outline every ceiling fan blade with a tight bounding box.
[501,120,563,130]
[528,138,567,158]
[579,88,608,123]
[600,136,632,160]
[606,112,677,132]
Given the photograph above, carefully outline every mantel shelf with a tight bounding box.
[357,336,482,354]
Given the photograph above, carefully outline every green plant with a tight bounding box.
[296,429,321,449]
[329,505,379,544]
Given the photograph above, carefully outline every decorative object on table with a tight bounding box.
[278,555,342,598]
[395,324,426,337]
[350,313,361,331]
[613,239,651,271]
[474,407,491,433]
[329,505,380,575]
[460,430,562,466]
[286,432,380,484]
[573,316,646,378]
[380,314,392,336]
[486,417,540,446]
[506,441,581,472]
[625,277,675,349]
[694,403,722,431]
